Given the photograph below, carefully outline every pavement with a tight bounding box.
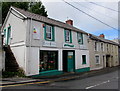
[0,66,119,86]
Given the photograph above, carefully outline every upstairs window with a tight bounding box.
[44,24,54,41]
[77,32,83,44]
[94,42,97,51]
[101,43,104,51]
[107,44,109,52]
[64,29,72,43]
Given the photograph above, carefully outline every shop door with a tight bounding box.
[63,51,75,72]
[67,51,75,72]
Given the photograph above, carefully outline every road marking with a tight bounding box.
[0,76,77,88]
[0,81,50,88]
[85,80,110,89]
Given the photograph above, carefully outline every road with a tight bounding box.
[2,68,119,90]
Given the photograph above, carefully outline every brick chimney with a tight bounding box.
[99,34,105,38]
[66,19,73,26]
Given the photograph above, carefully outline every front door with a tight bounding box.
[67,51,74,72]
[63,50,75,72]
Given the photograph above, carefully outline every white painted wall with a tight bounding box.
[75,50,90,69]
[26,19,89,50]
[25,47,39,76]
[3,10,27,45]
[2,8,27,73]
[10,45,25,72]
[2,7,90,76]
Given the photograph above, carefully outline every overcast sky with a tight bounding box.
[40,0,119,40]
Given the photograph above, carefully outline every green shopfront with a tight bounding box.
[40,50,58,72]
[34,50,63,77]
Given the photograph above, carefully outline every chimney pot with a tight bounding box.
[66,19,73,26]
[99,34,105,38]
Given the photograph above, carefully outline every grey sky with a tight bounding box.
[41,0,119,40]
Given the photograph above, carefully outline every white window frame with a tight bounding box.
[46,25,53,40]
[95,54,100,64]
[94,41,98,51]
[65,30,70,42]
[101,43,104,52]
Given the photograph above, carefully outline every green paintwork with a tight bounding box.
[5,26,11,45]
[32,70,63,77]
[52,26,55,41]
[70,30,72,43]
[64,29,72,43]
[44,24,55,41]
[64,44,74,47]
[75,67,90,73]
[67,51,75,72]
[7,26,11,45]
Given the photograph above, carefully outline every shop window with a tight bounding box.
[77,32,83,44]
[82,55,86,64]
[40,51,58,72]
[64,29,72,43]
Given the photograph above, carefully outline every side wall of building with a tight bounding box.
[3,9,27,72]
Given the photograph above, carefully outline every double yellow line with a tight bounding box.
[1,76,78,88]
[0,81,50,88]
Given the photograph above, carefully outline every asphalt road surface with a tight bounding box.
[2,68,119,90]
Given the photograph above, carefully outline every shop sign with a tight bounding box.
[43,41,56,47]
[63,43,75,48]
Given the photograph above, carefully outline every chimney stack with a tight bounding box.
[99,34,105,38]
[66,19,73,26]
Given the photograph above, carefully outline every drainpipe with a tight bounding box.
[28,18,32,75]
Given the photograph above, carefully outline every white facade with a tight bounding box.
[2,7,90,76]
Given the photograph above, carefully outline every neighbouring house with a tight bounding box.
[88,34,119,70]
[112,38,120,66]
[1,6,90,76]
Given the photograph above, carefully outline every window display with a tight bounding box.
[40,51,58,72]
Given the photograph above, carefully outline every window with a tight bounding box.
[64,29,72,43]
[77,32,83,44]
[44,24,54,41]
[95,55,100,64]
[4,25,11,45]
[101,43,104,51]
[94,42,97,51]
[40,51,58,72]
[107,44,108,52]
[82,55,86,64]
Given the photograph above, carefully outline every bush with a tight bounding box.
[2,68,26,78]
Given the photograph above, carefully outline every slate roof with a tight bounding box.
[7,6,120,46]
[89,34,119,46]
[11,6,87,34]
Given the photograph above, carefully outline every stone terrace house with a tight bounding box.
[88,34,119,70]
[1,6,90,76]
